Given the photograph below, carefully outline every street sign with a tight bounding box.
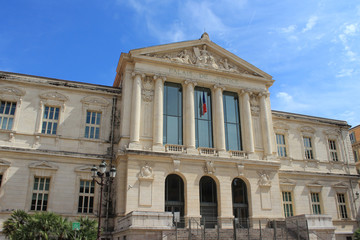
[72,222,80,231]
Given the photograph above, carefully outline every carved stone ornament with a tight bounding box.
[299,126,315,134]
[257,170,271,186]
[145,45,261,77]
[0,159,11,172]
[280,178,296,191]
[306,181,323,193]
[332,182,348,194]
[28,161,58,171]
[250,94,260,115]
[142,77,154,102]
[0,86,25,102]
[237,164,244,176]
[40,92,68,102]
[173,160,180,172]
[205,161,216,174]
[81,96,109,107]
[139,163,153,179]
[273,121,290,131]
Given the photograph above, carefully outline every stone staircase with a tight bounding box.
[163,227,302,240]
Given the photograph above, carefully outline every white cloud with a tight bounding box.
[336,68,354,78]
[302,16,318,33]
[276,92,293,103]
[274,92,309,112]
[280,25,297,34]
[344,23,357,35]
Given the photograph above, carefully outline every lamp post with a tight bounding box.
[91,160,116,240]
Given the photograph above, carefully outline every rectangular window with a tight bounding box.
[0,101,16,130]
[337,193,348,219]
[163,82,183,145]
[303,137,314,159]
[276,134,287,157]
[223,92,242,151]
[282,191,294,217]
[194,87,213,148]
[41,106,59,135]
[350,132,356,144]
[78,180,95,214]
[84,111,101,139]
[329,140,338,161]
[310,192,321,214]
[354,151,358,162]
[31,177,50,211]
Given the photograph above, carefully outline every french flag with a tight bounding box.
[201,92,207,116]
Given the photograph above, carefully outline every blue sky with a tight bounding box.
[1,0,360,126]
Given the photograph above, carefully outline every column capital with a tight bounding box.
[132,71,146,79]
[213,83,225,91]
[258,91,270,98]
[153,74,167,82]
[183,79,197,87]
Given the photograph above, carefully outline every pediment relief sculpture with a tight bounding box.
[299,126,316,134]
[205,161,216,174]
[0,86,26,102]
[40,92,69,102]
[145,45,261,77]
[81,96,109,107]
[273,121,290,131]
[28,161,58,171]
[279,178,296,191]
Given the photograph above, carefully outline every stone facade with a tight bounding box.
[0,33,359,240]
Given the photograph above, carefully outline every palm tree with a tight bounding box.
[3,209,29,240]
[76,217,98,240]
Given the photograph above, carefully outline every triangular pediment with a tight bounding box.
[127,34,272,80]
[28,161,58,171]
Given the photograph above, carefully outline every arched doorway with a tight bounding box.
[199,176,217,228]
[232,178,249,226]
[165,174,185,227]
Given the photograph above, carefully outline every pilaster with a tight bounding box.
[240,89,255,155]
[183,79,197,154]
[152,75,166,152]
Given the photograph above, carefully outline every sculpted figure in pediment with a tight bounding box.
[170,49,194,64]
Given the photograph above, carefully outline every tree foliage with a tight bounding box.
[354,227,360,240]
[3,210,97,240]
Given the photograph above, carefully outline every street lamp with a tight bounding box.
[91,160,116,240]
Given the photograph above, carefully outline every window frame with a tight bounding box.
[41,105,60,135]
[30,176,51,211]
[223,91,242,151]
[310,192,322,215]
[282,191,294,217]
[78,179,95,214]
[328,139,339,162]
[336,193,349,219]
[0,86,25,132]
[194,87,213,148]
[276,133,287,158]
[36,92,68,136]
[163,82,183,145]
[84,111,102,139]
[303,136,314,160]
[80,96,109,141]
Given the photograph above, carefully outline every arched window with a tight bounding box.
[165,174,184,227]
[232,178,248,227]
[199,176,217,228]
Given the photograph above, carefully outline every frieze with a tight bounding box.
[146,45,262,77]
[142,76,154,102]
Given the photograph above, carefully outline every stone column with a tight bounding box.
[260,92,273,157]
[214,84,227,156]
[184,80,197,154]
[241,90,255,154]
[129,72,144,149]
[152,75,166,151]
[218,177,234,229]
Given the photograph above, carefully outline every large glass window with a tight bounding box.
[0,101,16,130]
[165,174,185,227]
[232,178,248,224]
[194,87,212,148]
[199,176,217,228]
[78,180,95,214]
[163,83,183,145]
[41,106,59,135]
[223,92,242,151]
[31,177,50,211]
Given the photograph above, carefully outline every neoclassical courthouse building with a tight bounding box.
[0,33,359,239]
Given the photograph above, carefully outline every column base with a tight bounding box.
[186,147,198,155]
[218,150,230,158]
[152,144,165,152]
[218,216,234,229]
[128,142,142,150]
